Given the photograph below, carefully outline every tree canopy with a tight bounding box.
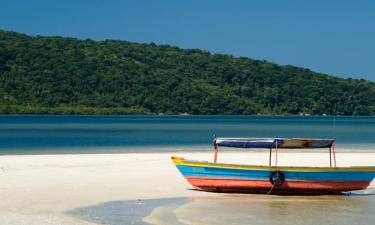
[0,30,374,115]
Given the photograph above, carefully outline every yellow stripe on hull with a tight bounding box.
[171,156,375,172]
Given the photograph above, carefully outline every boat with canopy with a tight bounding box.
[172,137,375,195]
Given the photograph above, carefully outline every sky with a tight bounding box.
[0,0,374,81]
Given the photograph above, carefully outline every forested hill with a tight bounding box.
[0,30,374,115]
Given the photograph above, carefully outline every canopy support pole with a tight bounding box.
[329,147,332,167]
[214,144,218,163]
[269,148,272,166]
[333,142,337,167]
[275,141,278,168]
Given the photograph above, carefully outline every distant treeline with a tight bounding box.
[0,30,374,115]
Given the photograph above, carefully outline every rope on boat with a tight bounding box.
[267,180,276,194]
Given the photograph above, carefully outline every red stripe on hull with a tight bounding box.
[185,177,370,195]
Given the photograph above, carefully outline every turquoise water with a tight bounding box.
[69,195,375,225]
[0,115,374,154]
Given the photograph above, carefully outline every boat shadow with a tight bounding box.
[188,188,375,196]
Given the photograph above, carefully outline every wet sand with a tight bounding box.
[0,151,374,224]
[69,194,375,225]
[146,194,375,225]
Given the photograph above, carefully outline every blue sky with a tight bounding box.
[1,0,374,80]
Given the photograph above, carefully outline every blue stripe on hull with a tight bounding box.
[176,165,375,182]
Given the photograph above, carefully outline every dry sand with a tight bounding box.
[0,151,374,224]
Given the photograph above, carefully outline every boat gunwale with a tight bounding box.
[172,156,375,172]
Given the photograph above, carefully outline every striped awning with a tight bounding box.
[214,138,335,149]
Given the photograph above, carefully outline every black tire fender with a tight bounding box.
[269,171,285,187]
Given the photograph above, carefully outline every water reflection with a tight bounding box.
[68,193,375,225]
[145,194,375,225]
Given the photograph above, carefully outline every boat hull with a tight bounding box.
[172,157,375,195]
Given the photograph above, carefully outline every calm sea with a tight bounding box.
[0,115,374,154]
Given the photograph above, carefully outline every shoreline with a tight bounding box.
[2,146,375,156]
[0,113,375,118]
[1,114,375,117]
[1,152,375,224]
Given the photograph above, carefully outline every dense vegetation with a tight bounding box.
[0,30,374,115]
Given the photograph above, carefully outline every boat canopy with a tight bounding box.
[214,138,335,149]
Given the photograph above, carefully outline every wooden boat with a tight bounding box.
[172,138,375,195]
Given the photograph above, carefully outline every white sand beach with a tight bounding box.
[0,151,375,225]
